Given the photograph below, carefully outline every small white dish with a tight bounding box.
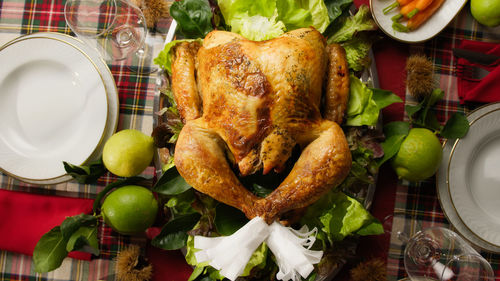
[437,102,500,253]
[0,36,108,182]
[370,0,467,43]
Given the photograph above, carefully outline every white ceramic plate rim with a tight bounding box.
[437,102,500,253]
[0,32,119,185]
[448,106,500,246]
[370,0,467,43]
[0,36,108,181]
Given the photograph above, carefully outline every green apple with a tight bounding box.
[471,0,500,27]
[102,129,155,177]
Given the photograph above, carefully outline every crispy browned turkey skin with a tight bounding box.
[171,27,351,223]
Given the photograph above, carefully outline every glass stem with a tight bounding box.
[397,231,410,244]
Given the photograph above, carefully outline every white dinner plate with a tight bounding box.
[2,32,120,185]
[370,0,467,43]
[437,102,500,253]
[0,36,108,182]
[449,105,500,246]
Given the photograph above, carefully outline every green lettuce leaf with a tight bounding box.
[217,0,329,41]
[217,0,278,41]
[300,191,383,245]
[346,74,402,126]
[341,32,378,72]
[345,74,377,126]
[276,0,330,32]
[346,98,379,126]
[305,0,330,32]
[276,0,312,30]
[326,5,376,44]
[153,39,203,73]
[345,74,370,117]
[230,12,286,41]
[324,4,378,72]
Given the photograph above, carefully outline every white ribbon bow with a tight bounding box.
[194,217,323,281]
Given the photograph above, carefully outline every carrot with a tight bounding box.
[383,0,414,14]
[399,1,417,16]
[407,0,445,30]
[391,0,433,22]
[405,0,434,18]
[390,0,417,21]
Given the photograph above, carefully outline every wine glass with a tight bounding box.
[400,227,494,281]
[64,0,156,72]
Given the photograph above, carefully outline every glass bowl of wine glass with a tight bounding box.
[402,227,494,281]
[64,0,147,64]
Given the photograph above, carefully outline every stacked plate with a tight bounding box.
[437,102,500,253]
[0,32,118,185]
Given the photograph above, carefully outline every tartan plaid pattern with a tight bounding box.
[1,0,499,280]
[386,5,500,280]
[0,0,162,279]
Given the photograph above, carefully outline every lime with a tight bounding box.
[102,129,155,177]
[391,128,443,182]
[471,0,500,27]
[101,185,158,235]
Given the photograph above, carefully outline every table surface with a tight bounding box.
[1,0,500,280]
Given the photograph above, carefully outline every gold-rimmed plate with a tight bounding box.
[370,0,467,43]
[0,35,110,183]
[437,102,500,253]
[449,105,500,247]
[0,32,119,185]
[3,32,120,186]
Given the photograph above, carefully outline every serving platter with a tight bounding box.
[153,16,381,279]
[437,102,500,253]
[0,33,119,185]
[370,0,467,43]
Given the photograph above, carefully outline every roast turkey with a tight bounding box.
[171,27,352,223]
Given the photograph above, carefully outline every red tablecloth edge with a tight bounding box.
[0,189,94,261]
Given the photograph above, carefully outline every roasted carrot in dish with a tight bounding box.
[389,0,444,32]
[407,0,445,30]
[391,0,417,21]
[405,0,435,18]
[383,0,413,14]
[391,0,434,22]
[400,0,419,17]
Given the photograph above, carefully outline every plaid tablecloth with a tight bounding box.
[384,7,500,281]
[1,0,500,280]
[0,0,168,279]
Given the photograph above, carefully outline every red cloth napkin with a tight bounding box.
[0,189,94,260]
[457,40,500,104]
